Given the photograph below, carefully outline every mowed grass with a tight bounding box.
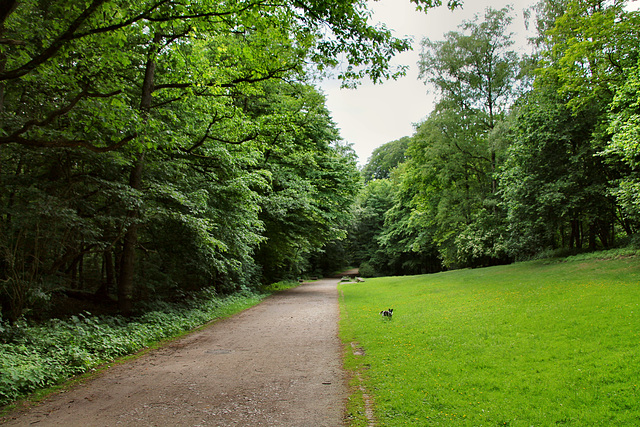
[339,256,640,426]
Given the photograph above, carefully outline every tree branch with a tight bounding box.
[1,134,136,152]
[0,0,18,28]
[0,38,25,45]
[1,0,271,81]
[0,0,107,81]
[8,88,122,137]
[153,64,298,92]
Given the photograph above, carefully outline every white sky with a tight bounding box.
[319,0,538,165]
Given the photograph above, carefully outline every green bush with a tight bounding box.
[358,262,377,278]
[260,280,299,293]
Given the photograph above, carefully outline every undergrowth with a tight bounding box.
[0,281,299,407]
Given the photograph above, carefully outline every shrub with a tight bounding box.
[358,262,377,278]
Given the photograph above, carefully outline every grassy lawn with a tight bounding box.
[339,255,640,426]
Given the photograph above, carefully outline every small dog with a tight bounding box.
[380,308,393,317]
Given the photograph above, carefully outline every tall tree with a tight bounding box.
[501,0,640,256]
[605,60,640,227]
[419,6,520,195]
[500,83,615,258]
[535,0,640,233]
[537,0,640,111]
[405,6,520,267]
[250,83,360,282]
[361,136,410,183]
[2,0,459,316]
[419,6,520,131]
[347,178,395,275]
[0,0,458,151]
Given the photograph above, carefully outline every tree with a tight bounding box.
[251,83,360,282]
[404,6,520,267]
[419,6,520,193]
[0,0,457,150]
[376,163,443,275]
[347,178,395,275]
[500,83,616,258]
[502,0,640,256]
[537,0,640,112]
[419,5,520,125]
[0,78,360,319]
[603,59,640,227]
[361,136,410,183]
[0,0,465,317]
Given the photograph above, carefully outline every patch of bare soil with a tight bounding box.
[1,278,346,426]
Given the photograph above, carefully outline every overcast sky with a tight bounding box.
[319,0,537,165]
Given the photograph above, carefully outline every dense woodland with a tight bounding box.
[352,0,640,277]
[351,0,640,275]
[2,0,462,321]
[1,0,639,323]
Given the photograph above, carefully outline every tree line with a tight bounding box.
[0,0,465,321]
[3,0,638,321]
[351,0,640,277]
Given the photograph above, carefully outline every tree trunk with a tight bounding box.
[569,219,581,249]
[589,222,597,251]
[116,33,159,316]
[104,249,115,292]
[0,0,18,28]
[95,249,114,300]
[491,150,497,214]
[117,154,145,316]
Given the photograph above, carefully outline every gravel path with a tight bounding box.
[2,278,347,426]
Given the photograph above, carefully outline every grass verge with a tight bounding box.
[340,287,376,426]
[338,256,640,426]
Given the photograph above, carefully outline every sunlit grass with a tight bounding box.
[339,256,640,426]
[260,279,301,293]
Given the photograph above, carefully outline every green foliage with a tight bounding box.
[538,0,640,112]
[500,82,616,258]
[360,137,410,183]
[397,6,520,269]
[2,0,437,317]
[375,164,442,274]
[339,256,640,425]
[253,83,361,282]
[1,42,361,317]
[0,146,135,320]
[0,0,420,152]
[356,262,377,278]
[498,0,640,258]
[605,59,640,222]
[348,179,396,274]
[259,280,300,293]
[348,4,520,273]
[419,5,520,129]
[349,1,640,272]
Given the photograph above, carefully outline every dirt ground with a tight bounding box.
[1,277,349,426]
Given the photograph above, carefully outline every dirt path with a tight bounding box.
[2,278,347,426]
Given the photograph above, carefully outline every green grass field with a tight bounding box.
[339,255,640,426]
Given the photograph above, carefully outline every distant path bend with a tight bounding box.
[2,278,347,426]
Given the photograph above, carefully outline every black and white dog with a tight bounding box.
[380,308,393,317]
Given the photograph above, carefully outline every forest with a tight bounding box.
[0,0,438,321]
[352,0,640,277]
[1,0,639,323]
